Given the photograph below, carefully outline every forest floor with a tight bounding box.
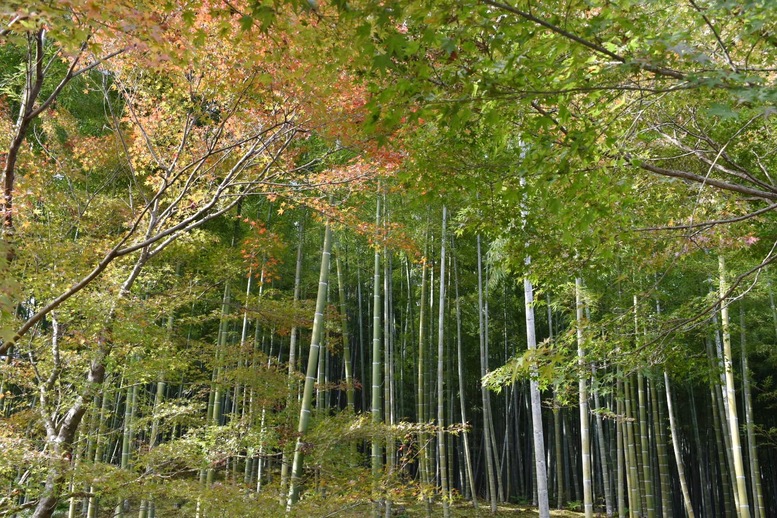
[421,504,586,517]
[433,503,585,516]
[319,501,587,517]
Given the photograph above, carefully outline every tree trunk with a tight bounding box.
[525,268,549,518]
[87,380,112,518]
[336,243,355,411]
[624,375,642,517]
[664,372,695,518]
[281,216,305,493]
[452,239,478,508]
[690,388,711,517]
[2,31,98,256]
[650,300,672,518]
[286,222,332,507]
[637,372,655,518]
[371,198,383,517]
[436,206,450,517]
[358,262,367,413]
[206,282,232,486]
[482,262,503,504]
[740,304,764,518]
[593,368,614,517]
[115,382,138,518]
[548,293,565,510]
[33,344,110,518]
[616,373,626,518]
[477,235,498,513]
[383,223,394,518]
[416,252,431,513]
[709,335,735,518]
[718,255,751,518]
[576,279,594,518]
[651,372,673,518]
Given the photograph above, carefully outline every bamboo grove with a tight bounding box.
[2,1,777,517]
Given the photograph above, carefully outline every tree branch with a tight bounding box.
[688,0,738,73]
[635,202,777,231]
[481,0,686,80]
[29,46,127,120]
[637,161,777,201]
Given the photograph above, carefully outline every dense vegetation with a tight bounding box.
[2,1,777,517]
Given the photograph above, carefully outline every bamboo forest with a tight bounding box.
[3,1,777,517]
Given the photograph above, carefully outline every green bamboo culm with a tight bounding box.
[335,244,355,412]
[286,222,333,509]
[718,255,751,518]
[436,206,450,518]
[370,195,383,517]
[576,279,593,518]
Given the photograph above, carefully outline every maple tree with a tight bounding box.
[0,2,394,516]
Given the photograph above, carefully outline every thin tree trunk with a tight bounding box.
[624,375,642,518]
[87,381,112,518]
[482,263,503,504]
[651,374,673,518]
[66,435,81,518]
[547,292,565,510]
[630,296,654,518]
[115,381,138,518]
[718,255,751,518]
[566,411,581,504]
[709,334,735,518]
[477,235,498,513]
[371,198,384,517]
[286,222,333,507]
[316,287,327,413]
[281,216,305,491]
[769,279,777,342]
[525,268,549,517]
[358,262,366,412]
[652,301,673,518]
[502,295,514,503]
[637,372,655,518]
[435,206,450,517]
[576,279,593,518]
[740,304,765,518]
[583,301,612,518]
[616,373,626,518]
[139,334,170,518]
[235,270,258,490]
[383,218,394,518]
[336,243,355,411]
[690,388,710,517]
[206,282,232,486]
[230,268,254,484]
[416,253,431,515]
[452,239,478,509]
[593,367,614,517]
[664,372,695,518]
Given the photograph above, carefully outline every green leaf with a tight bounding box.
[707,103,738,119]
[239,15,254,32]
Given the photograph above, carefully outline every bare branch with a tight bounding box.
[657,131,776,194]
[0,14,30,36]
[688,0,738,73]
[637,161,777,201]
[636,202,777,231]
[29,45,127,120]
[650,242,777,349]
[482,0,686,80]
